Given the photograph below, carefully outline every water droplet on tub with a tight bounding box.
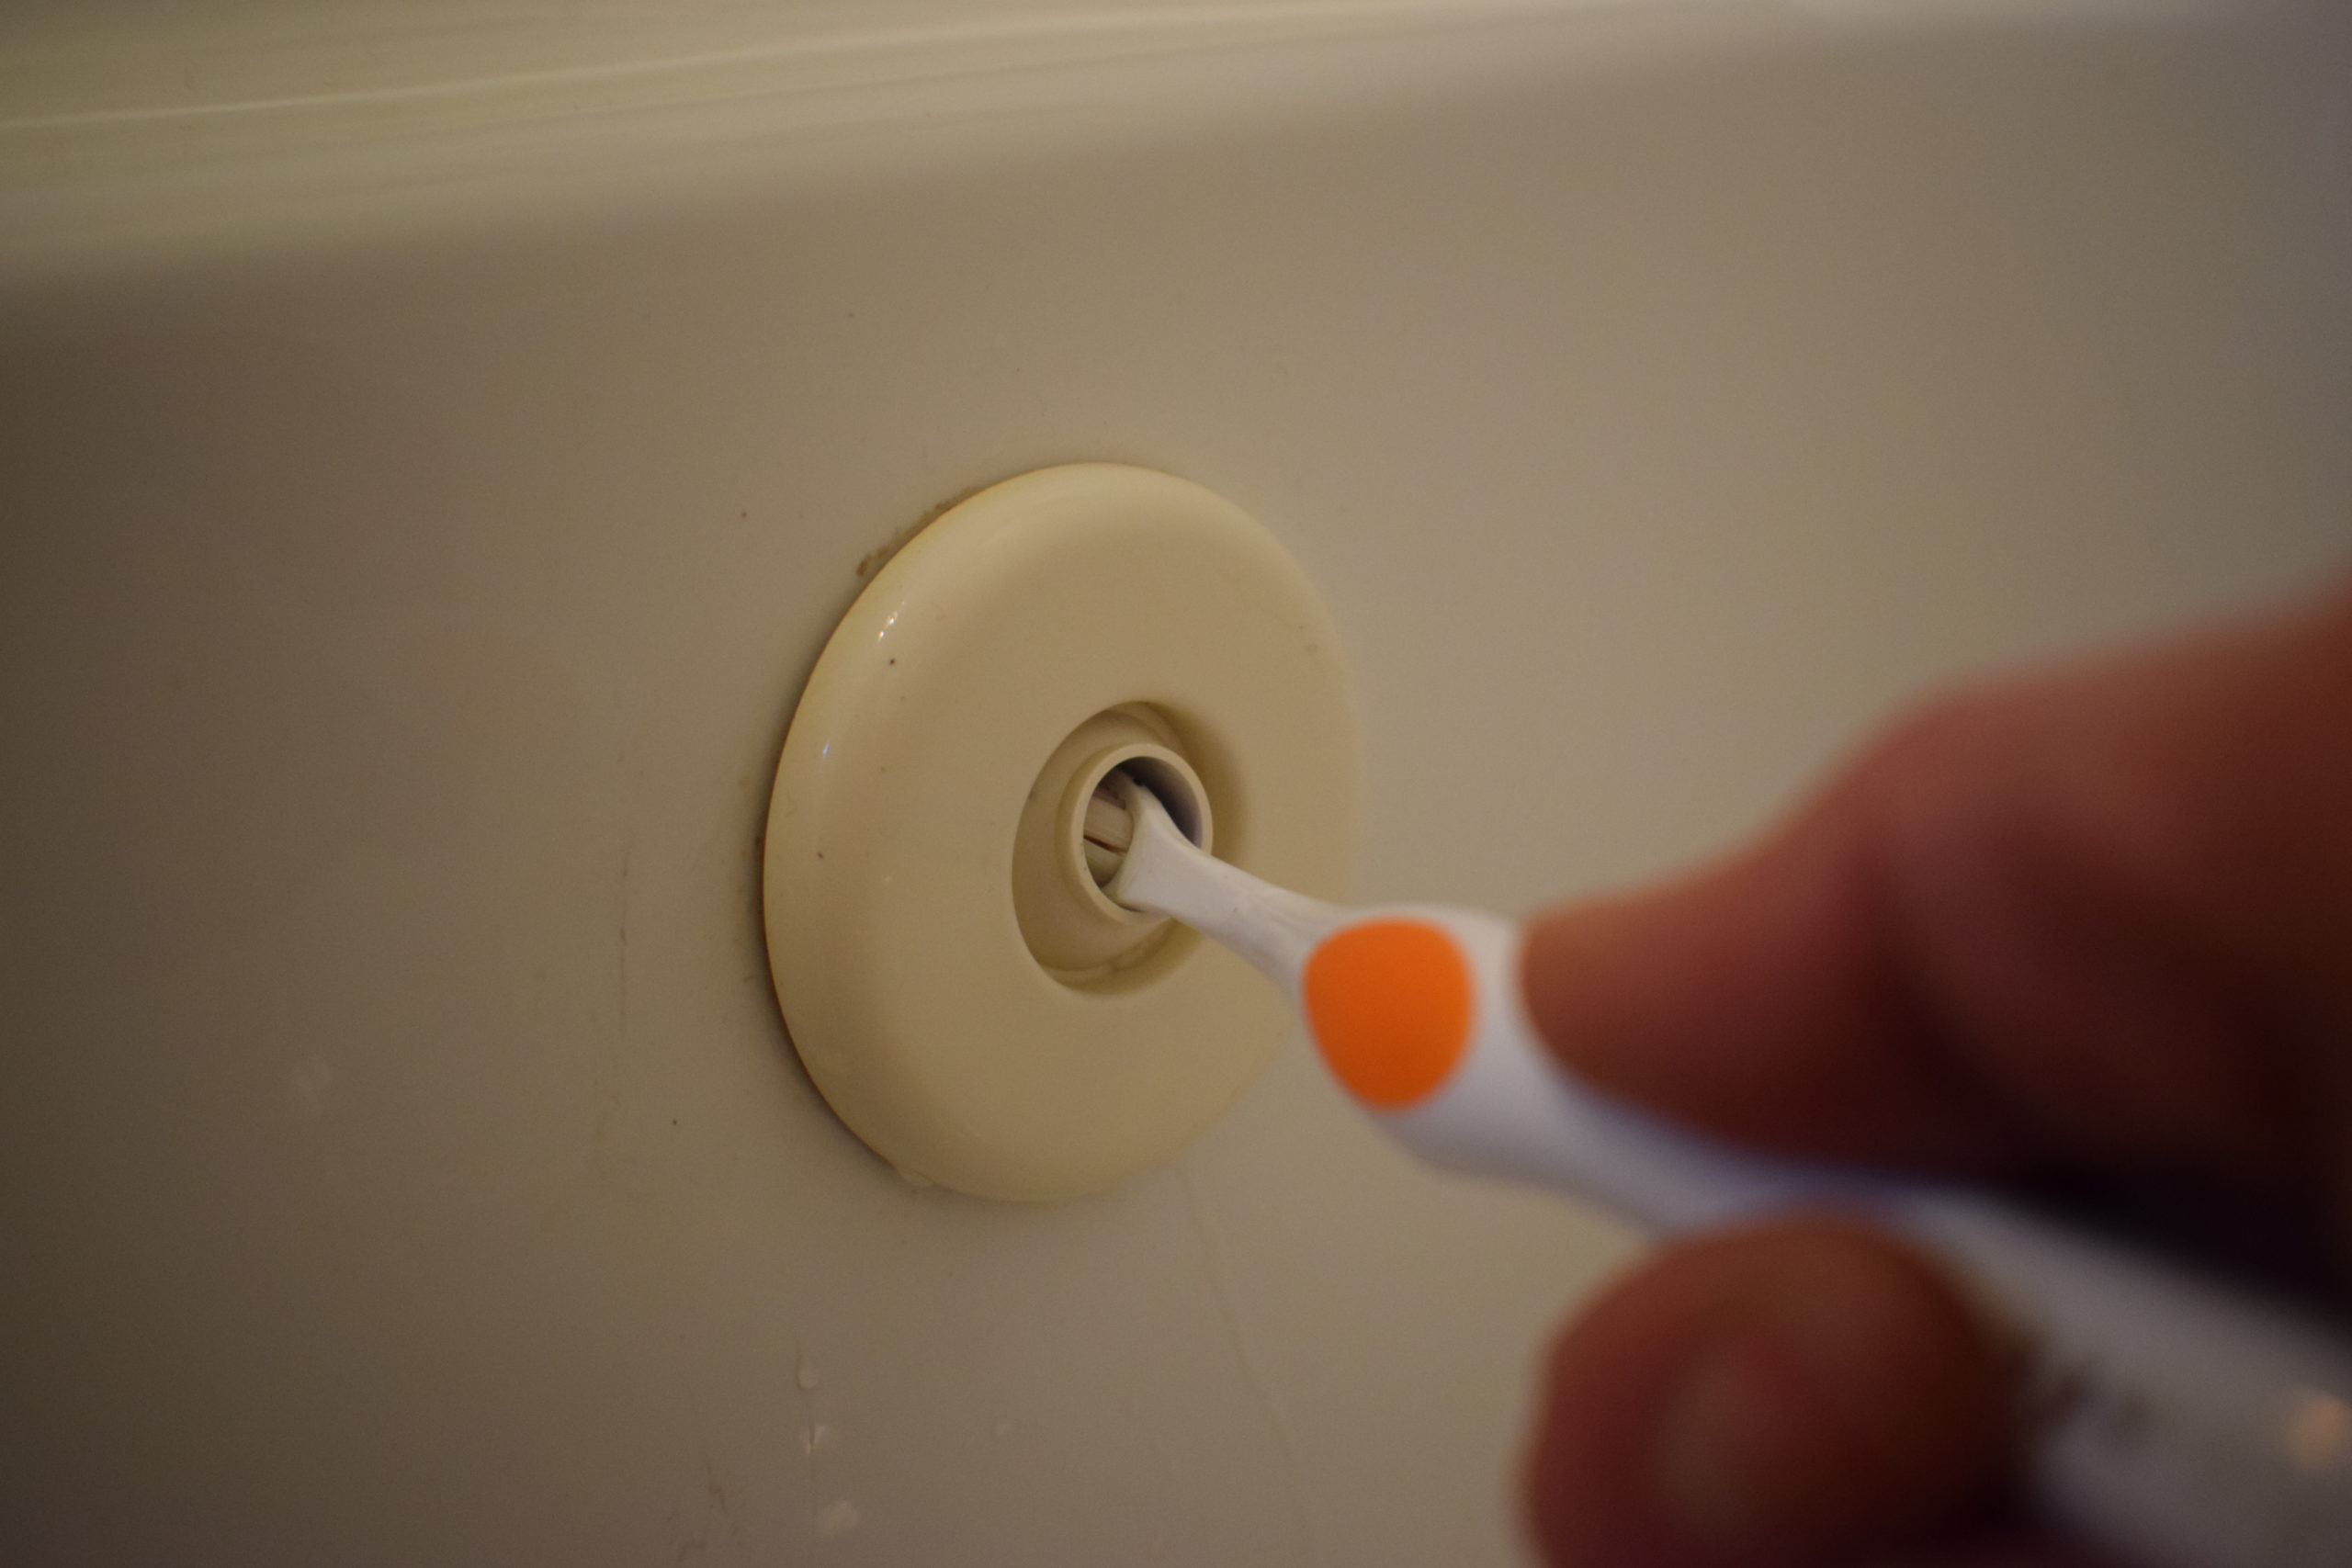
[802,1422,839,1458]
[797,1356,822,1391]
[816,1499,860,1539]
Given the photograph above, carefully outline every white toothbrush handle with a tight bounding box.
[1319,906,2352,1568]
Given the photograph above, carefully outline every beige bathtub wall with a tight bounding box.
[2,3,2347,1562]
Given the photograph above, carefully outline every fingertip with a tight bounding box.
[1523,1220,2015,1568]
[1521,833,2012,1169]
[1521,878,1742,1107]
[1519,830,1870,1117]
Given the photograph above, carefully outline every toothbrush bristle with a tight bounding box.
[1081,780,1136,886]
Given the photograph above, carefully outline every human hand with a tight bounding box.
[1518,581,2352,1567]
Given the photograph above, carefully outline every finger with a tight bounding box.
[1860,1540,2115,1568]
[1521,585,2352,1189]
[1523,1219,2015,1568]
[1521,795,2019,1170]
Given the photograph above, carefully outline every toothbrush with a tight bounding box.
[1093,771,2352,1568]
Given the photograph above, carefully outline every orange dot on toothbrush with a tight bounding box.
[1302,919,1474,1109]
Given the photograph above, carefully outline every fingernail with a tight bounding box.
[1654,1326,1842,1551]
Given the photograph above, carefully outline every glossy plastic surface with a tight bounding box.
[5,4,2347,1562]
[763,465,1355,1201]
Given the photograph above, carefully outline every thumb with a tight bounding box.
[1524,1219,2031,1568]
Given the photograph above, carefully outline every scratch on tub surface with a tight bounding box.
[667,1340,747,1564]
[698,1445,746,1559]
[618,832,634,1028]
[1179,1167,1321,1564]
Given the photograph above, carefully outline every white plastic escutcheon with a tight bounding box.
[763,465,1356,1201]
